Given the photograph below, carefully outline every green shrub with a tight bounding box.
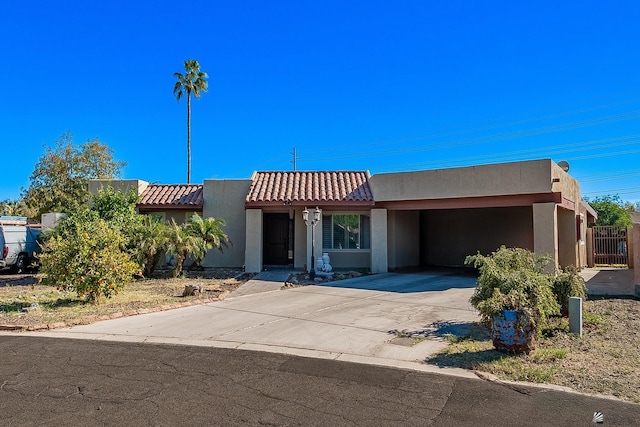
[40,217,138,303]
[130,215,169,277]
[552,265,586,311]
[466,246,560,334]
[184,214,230,268]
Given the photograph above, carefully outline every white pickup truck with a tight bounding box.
[0,216,42,273]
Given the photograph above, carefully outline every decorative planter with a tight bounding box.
[322,253,330,265]
[492,309,536,354]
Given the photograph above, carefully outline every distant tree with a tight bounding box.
[0,199,25,216]
[21,132,125,220]
[585,195,634,227]
[173,59,208,184]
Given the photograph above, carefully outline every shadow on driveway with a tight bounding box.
[317,268,478,293]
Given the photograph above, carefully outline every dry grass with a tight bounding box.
[427,298,640,404]
[0,269,251,329]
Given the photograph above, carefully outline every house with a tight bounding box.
[88,180,203,223]
[91,159,596,273]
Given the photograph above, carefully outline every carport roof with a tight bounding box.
[245,171,374,207]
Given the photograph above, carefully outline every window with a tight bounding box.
[149,212,165,223]
[322,214,370,250]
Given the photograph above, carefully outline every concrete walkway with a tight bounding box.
[581,267,638,296]
[228,270,291,297]
[23,271,479,376]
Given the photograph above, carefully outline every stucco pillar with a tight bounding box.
[371,208,388,273]
[557,207,577,268]
[533,202,558,270]
[245,209,263,273]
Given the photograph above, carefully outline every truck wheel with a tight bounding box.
[16,254,28,274]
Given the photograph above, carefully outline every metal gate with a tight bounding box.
[592,226,628,266]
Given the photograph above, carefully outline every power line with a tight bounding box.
[298,110,640,162]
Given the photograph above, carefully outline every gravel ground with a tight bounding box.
[0,269,252,328]
[542,298,640,402]
[428,297,640,404]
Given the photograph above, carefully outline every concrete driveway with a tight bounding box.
[29,271,479,373]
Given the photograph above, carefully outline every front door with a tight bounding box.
[263,213,290,265]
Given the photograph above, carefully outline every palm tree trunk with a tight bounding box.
[187,92,191,184]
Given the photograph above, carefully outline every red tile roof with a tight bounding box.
[138,184,203,210]
[246,171,374,207]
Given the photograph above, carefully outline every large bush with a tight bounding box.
[39,188,142,302]
[40,216,138,302]
[466,246,560,333]
[40,188,231,292]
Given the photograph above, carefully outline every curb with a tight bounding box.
[0,289,232,332]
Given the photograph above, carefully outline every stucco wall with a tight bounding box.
[202,179,252,268]
[551,162,581,205]
[369,159,554,201]
[533,202,558,269]
[244,209,262,272]
[420,206,534,267]
[557,207,578,268]
[294,209,307,269]
[387,210,420,270]
[320,251,370,270]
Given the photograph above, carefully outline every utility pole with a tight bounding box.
[291,147,297,171]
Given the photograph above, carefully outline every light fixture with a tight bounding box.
[303,207,320,279]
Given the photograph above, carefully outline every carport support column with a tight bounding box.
[533,202,558,271]
[245,209,263,273]
[371,208,388,273]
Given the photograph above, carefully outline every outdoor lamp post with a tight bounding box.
[303,207,321,279]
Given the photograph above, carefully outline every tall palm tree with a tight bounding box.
[173,59,208,184]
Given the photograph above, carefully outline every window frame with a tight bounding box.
[322,212,371,251]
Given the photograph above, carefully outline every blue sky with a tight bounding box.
[2,1,640,202]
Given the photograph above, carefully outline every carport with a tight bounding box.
[370,160,591,270]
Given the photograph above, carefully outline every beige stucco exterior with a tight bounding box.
[369,159,556,201]
[365,159,587,270]
[202,179,252,268]
[90,159,592,274]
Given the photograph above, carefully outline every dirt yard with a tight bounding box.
[0,269,252,329]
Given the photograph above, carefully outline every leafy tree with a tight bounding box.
[0,199,25,216]
[40,213,138,303]
[184,214,230,268]
[89,186,141,236]
[173,59,208,184]
[21,132,125,220]
[585,195,633,227]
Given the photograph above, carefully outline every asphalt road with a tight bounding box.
[1,336,639,426]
